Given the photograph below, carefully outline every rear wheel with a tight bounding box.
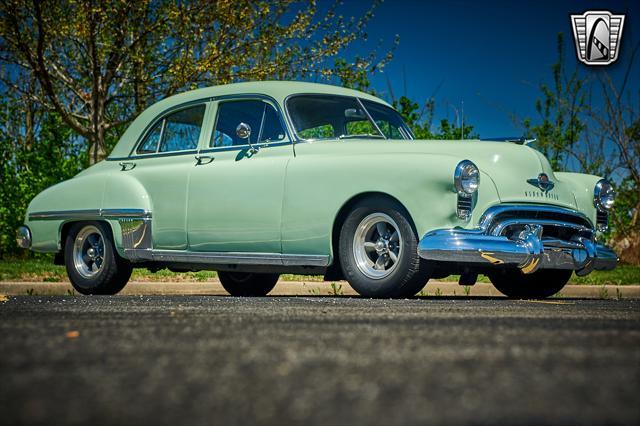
[488,269,572,299]
[64,222,132,295]
[339,197,431,298]
[218,271,279,296]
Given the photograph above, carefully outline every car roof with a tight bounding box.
[109,81,392,158]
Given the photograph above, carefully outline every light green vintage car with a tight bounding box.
[16,81,617,298]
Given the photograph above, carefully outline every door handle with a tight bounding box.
[119,162,136,171]
[195,155,214,165]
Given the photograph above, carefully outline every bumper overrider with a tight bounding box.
[418,205,618,276]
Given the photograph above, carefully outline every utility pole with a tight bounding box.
[461,100,464,140]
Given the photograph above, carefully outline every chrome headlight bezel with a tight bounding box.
[454,160,480,195]
[593,179,615,212]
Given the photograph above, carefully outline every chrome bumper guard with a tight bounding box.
[418,224,618,276]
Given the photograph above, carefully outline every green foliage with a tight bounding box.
[611,176,639,238]
[2,256,639,285]
[329,282,343,295]
[298,124,334,139]
[524,33,639,258]
[0,0,397,163]
[0,98,84,256]
[524,34,586,170]
[0,0,396,256]
[393,96,477,140]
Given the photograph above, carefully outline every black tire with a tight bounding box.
[64,221,133,295]
[218,271,279,296]
[488,269,572,299]
[338,197,431,298]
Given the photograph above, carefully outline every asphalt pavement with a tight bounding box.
[1,296,639,426]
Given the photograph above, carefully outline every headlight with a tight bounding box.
[454,160,480,195]
[594,179,615,211]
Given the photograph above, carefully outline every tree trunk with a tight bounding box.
[88,131,107,165]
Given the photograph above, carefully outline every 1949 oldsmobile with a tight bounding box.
[16,81,618,298]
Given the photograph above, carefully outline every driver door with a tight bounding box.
[186,98,292,253]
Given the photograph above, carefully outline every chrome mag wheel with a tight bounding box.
[352,213,403,279]
[72,225,105,279]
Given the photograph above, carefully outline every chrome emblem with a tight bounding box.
[527,173,554,192]
[571,11,625,66]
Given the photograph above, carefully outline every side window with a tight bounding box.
[136,104,205,155]
[137,121,163,154]
[361,99,409,140]
[260,104,287,143]
[159,105,206,152]
[211,100,286,148]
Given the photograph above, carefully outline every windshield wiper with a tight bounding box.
[337,134,385,140]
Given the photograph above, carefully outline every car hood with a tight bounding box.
[353,139,578,209]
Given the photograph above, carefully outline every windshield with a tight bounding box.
[286,94,413,140]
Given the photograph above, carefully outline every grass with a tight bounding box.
[1,255,638,285]
[447,265,640,286]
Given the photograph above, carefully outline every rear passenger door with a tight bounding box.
[113,103,209,250]
[187,97,293,253]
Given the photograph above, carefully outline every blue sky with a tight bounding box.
[337,0,638,137]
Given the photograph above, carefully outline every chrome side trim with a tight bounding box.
[29,209,152,221]
[102,209,153,219]
[29,209,101,220]
[123,249,330,267]
[120,219,152,250]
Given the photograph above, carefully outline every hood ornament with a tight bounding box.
[527,173,554,192]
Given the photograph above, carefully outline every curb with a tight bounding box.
[1,281,639,298]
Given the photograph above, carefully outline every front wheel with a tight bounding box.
[65,222,133,295]
[488,269,572,299]
[339,197,431,298]
[218,272,279,296]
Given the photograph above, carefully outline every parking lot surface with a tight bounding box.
[1,296,638,425]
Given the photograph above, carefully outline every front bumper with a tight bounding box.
[418,224,617,276]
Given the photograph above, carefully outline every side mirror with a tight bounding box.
[236,122,259,154]
[236,122,252,139]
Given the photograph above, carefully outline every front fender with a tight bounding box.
[555,172,602,226]
[282,147,500,258]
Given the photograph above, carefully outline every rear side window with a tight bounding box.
[137,122,163,154]
[211,100,287,148]
[136,104,206,155]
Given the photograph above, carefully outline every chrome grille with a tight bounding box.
[596,210,609,231]
[457,194,472,219]
[480,205,594,241]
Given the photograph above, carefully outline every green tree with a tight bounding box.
[524,34,586,170]
[0,0,396,256]
[393,95,477,140]
[524,33,640,263]
[0,0,395,164]
[0,79,84,256]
